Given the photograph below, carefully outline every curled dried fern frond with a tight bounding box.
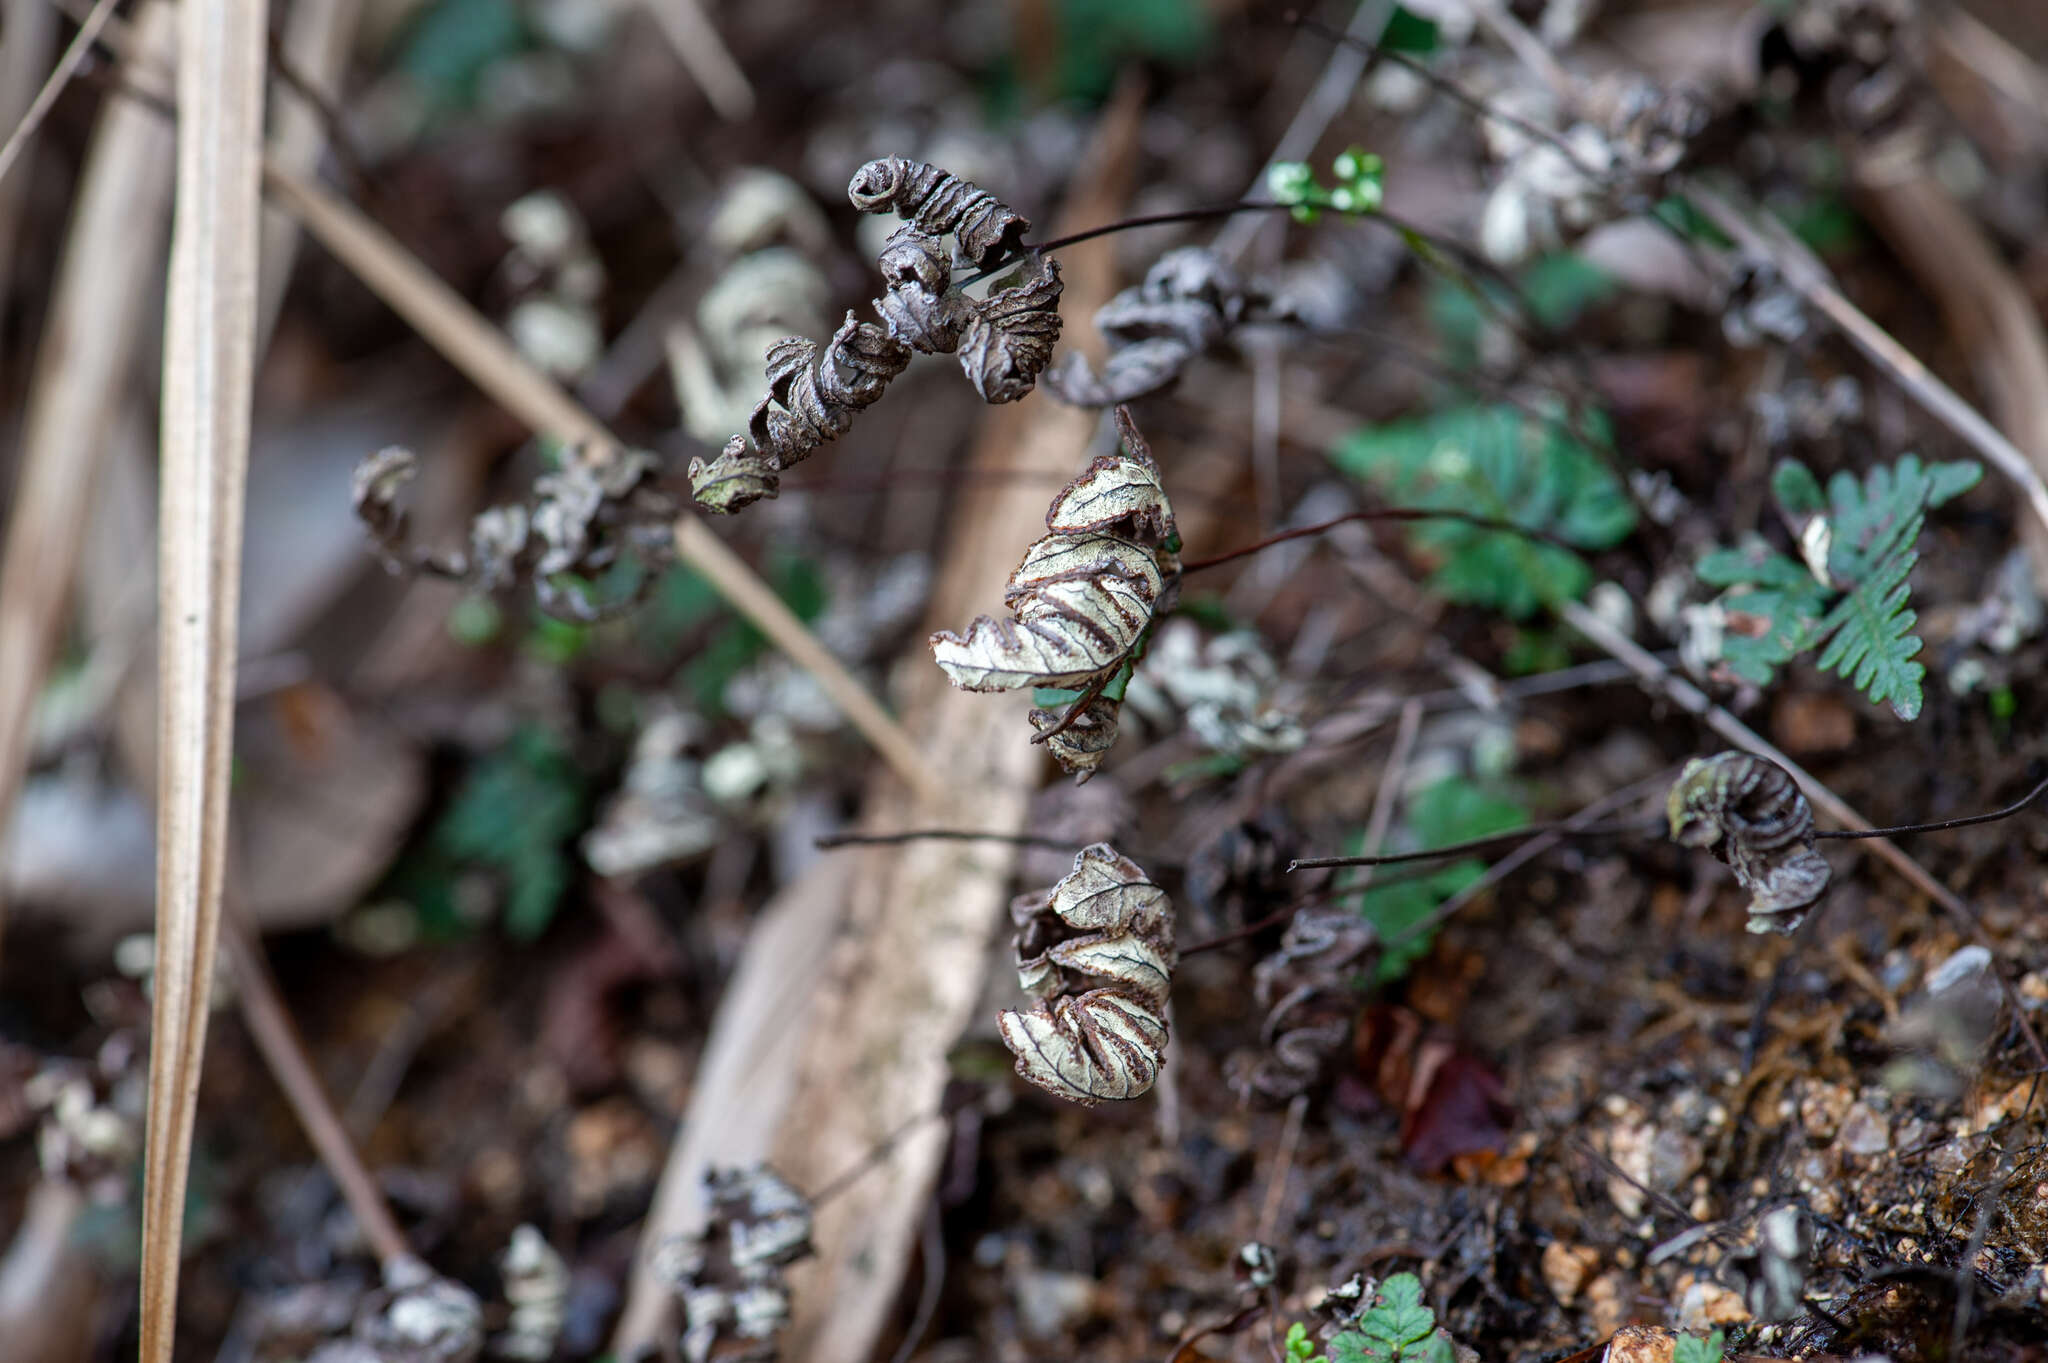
[931,408,1179,780]
[653,1164,814,1363]
[1667,752,1831,934]
[999,844,1177,1105]
[688,158,1062,513]
[352,444,678,622]
[1231,904,1378,1104]
[1043,247,1292,407]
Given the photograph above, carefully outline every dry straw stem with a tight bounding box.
[142,4,269,1362]
[0,0,120,191]
[261,164,944,804]
[1851,161,2048,590]
[607,856,847,1356]
[1684,182,2048,559]
[638,0,755,122]
[0,0,177,962]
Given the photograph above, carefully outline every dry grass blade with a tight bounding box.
[262,163,944,802]
[639,0,755,122]
[0,0,120,191]
[141,2,269,1360]
[1685,182,2048,552]
[1854,165,2048,589]
[0,0,177,964]
[220,911,411,1266]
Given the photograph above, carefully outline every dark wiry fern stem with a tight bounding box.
[688,159,1062,514]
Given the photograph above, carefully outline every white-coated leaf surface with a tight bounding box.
[1045,452,1175,542]
[930,407,1179,777]
[931,533,1167,693]
[1000,843,1176,1103]
[996,990,1167,1105]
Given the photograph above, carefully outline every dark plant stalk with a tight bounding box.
[814,828,1085,851]
[1181,506,1586,573]
[1812,772,2048,839]
[1289,817,1661,872]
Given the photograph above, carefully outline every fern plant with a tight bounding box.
[1332,403,1635,618]
[1697,454,1981,720]
[1325,1273,1457,1363]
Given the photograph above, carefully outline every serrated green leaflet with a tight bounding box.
[1696,454,1978,719]
[1325,1272,1457,1363]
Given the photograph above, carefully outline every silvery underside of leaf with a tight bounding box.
[996,989,1168,1105]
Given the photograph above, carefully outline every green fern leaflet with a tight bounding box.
[1698,454,1979,720]
[1332,403,1635,619]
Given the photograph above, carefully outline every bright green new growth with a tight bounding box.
[1327,1273,1457,1363]
[1697,454,1981,720]
[1332,403,1635,618]
[1286,1321,1324,1363]
[1673,1329,1726,1363]
[1268,146,1386,224]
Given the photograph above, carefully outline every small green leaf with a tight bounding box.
[1673,1330,1726,1363]
[1769,458,1826,520]
[1332,403,1633,618]
[1814,547,1924,719]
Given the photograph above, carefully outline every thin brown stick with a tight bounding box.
[0,0,122,190]
[1684,182,2048,544]
[221,914,410,1265]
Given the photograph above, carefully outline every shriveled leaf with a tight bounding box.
[1001,844,1176,1104]
[1045,452,1174,541]
[1045,842,1171,941]
[996,989,1168,1105]
[1027,694,1122,782]
[1668,753,1831,933]
[931,534,1165,691]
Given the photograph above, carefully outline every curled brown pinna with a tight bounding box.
[999,844,1177,1104]
[688,158,1062,514]
[1667,752,1831,934]
[932,409,1180,781]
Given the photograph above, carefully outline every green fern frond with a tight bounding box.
[1814,544,1924,720]
[1332,403,1635,618]
[1696,455,1978,719]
